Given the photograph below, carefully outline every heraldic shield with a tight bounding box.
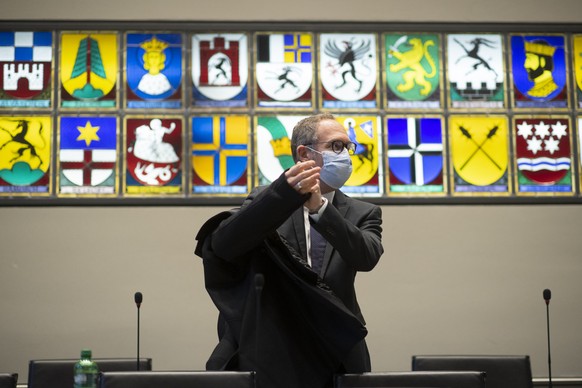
[58,116,118,195]
[385,33,441,108]
[125,117,183,195]
[574,35,582,108]
[256,115,303,185]
[0,31,53,108]
[450,116,509,188]
[191,115,249,195]
[0,116,51,194]
[386,116,445,194]
[191,33,248,108]
[60,33,117,108]
[339,115,382,194]
[514,117,572,193]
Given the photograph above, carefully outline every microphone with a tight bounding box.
[134,292,143,308]
[134,292,143,371]
[543,288,551,305]
[543,289,552,388]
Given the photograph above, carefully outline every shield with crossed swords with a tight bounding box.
[450,116,509,187]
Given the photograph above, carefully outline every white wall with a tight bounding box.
[1,205,581,381]
[2,0,582,383]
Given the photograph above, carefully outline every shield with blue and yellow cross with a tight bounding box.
[191,115,249,195]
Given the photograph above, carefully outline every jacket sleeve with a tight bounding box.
[210,173,308,262]
[313,201,383,272]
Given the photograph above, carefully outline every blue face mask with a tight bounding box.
[308,147,353,189]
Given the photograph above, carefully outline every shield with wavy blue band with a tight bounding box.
[514,116,573,194]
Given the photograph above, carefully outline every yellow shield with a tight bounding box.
[574,35,582,92]
[61,33,118,98]
[0,116,51,172]
[337,116,379,187]
[192,115,248,186]
[450,116,508,186]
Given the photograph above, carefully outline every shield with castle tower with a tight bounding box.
[0,31,53,109]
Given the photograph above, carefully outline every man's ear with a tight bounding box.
[296,145,310,161]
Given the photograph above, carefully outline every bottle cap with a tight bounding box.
[80,349,92,358]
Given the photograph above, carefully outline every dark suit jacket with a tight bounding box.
[196,173,383,388]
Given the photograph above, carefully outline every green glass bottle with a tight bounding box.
[73,349,99,388]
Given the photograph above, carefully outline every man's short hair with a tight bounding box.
[291,113,336,162]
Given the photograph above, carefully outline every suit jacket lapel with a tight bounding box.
[287,207,308,259]
[321,190,349,276]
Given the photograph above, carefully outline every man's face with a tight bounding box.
[524,52,544,81]
[309,119,351,167]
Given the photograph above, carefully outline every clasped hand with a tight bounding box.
[285,161,324,213]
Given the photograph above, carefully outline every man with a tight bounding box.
[195,113,383,388]
[523,39,558,98]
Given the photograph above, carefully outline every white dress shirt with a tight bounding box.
[302,191,335,267]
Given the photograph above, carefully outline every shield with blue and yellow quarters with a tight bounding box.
[191,115,248,189]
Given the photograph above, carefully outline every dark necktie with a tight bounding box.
[309,224,326,275]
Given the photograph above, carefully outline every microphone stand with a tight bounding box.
[137,304,141,371]
[134,292,142,372]
[545,300,552,388]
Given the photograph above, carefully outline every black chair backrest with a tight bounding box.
[0,373,17,388]
[28,358,152,388]
[99,371,256,388]
[335,371,487,388]
[412,355,533,388]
